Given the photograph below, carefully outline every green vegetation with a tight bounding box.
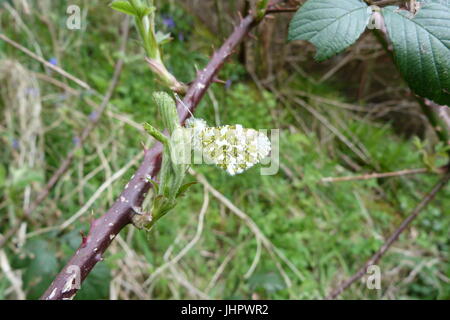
[0,0,449,300]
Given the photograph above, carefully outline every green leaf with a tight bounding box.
[418,0,450,9]
[111,0,155,19]
[256,0,270,20]
[10,167,44,190]
[176,181,197,198]
[288,0,371,61]
[153,92,180,134]
[155,31,172,45]
[248,272,286,294]
[75,263,111,300]
[382,4,450,105]
[22,240,59,299]
[138,6,155,19]
[153,195,177,218]
[110,1,138,16]
[146,176,160,194]
[0,164,5,188]
[143,122,169,145]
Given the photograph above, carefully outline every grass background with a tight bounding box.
[0,0,449,299]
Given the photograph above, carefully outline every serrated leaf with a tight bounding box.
[288,0,371,61]
[110,1,138,16]
[382,4,450,105]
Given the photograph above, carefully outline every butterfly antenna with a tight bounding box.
[175,93,195,119]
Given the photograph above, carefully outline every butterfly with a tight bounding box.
[185,118,271,175]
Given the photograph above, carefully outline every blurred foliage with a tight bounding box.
[0,0,449,300]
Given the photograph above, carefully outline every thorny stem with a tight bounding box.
[40,0,288,300]
[130,0,187,94]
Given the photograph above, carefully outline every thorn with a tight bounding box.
[80,231,88,248]
[141,141,148,153]
[248,33,258,41]
[95,253,104,262]
[89,217,99,234]
[237,11,243,22]
[213,78,227,85]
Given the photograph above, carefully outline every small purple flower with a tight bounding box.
[225,79,233,90]
[178,32,185,42]
[73,136,81,146]
[89,111,99,121]
[26,87,40,97]
[162,16,175,29]
[48,57,58,66]
[11,139,20,150]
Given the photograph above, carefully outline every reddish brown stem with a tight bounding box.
[40,0,287,299]
[41,146,163,300]
[266,7,299,14]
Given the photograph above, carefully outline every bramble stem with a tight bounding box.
[40,0,288,300]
